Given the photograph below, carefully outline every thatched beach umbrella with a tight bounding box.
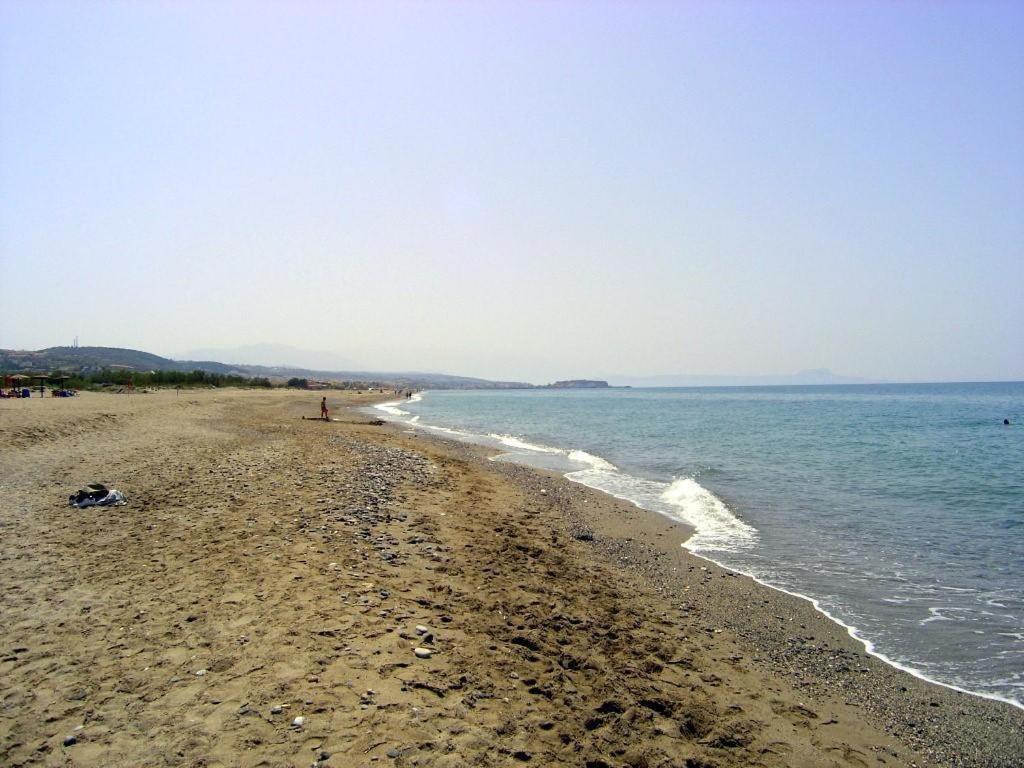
[2,373,30,396]
[32,373,50,396]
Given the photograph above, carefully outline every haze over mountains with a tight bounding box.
[607,369,880,387]
[0,346,530,389]
[0,344,905,388]
[183,344,360,372]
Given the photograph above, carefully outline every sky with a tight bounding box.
[1,1,1022,384]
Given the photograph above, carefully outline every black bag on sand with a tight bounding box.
[69,483,109,507]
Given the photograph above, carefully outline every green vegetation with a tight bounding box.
[286,377,386,390]
[55,369,274,390]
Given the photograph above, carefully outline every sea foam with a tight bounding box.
[375,401,411,417]
[567,450,618,471]
[374,396,755,555]
[566,470,757,555]
[660,477,758,551]
[487,433,563,454]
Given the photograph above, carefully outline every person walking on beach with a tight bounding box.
[320,396,329,421]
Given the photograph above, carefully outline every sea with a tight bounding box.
[372,383,1024,710]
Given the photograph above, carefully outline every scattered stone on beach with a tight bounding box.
[62,735,77,747]
[4,389,1019,768]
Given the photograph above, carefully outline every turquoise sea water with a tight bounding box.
[375,383,1024,708]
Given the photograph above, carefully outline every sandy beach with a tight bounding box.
[1,388,1021,768]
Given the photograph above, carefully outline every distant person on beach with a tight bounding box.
[321,397,329,421]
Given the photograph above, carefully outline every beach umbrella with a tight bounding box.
[32,373,50,396]
[3,373,30,395]
[52,374,71,395]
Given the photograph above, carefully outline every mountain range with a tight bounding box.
[1,346,882,390]
[182,344,360,372]
[0,346,530,389]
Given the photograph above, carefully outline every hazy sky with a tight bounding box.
[2,1,1022,383]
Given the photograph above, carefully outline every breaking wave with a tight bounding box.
[373,396,756,555]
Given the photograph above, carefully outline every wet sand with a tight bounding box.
[1,388,1020,767]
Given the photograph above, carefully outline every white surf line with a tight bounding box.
[372,394,1024,711]
[563,467,1024,711]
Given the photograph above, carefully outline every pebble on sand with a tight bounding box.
[292,716,306,728]
[413,647,433,658]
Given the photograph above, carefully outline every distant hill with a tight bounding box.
[2,348,885,390]
[235,363,531,390]
[183,344,360,371]
[0,346,245,376]
[0,346,531,389]
[542,380,611,389]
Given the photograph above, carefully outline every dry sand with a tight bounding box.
[1,388,1020,767]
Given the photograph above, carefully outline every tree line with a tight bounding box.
[286,377,387,390]
[2,368,401,391]
[58,369,274,389]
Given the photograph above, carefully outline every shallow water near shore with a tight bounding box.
[375,383,1024,709]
